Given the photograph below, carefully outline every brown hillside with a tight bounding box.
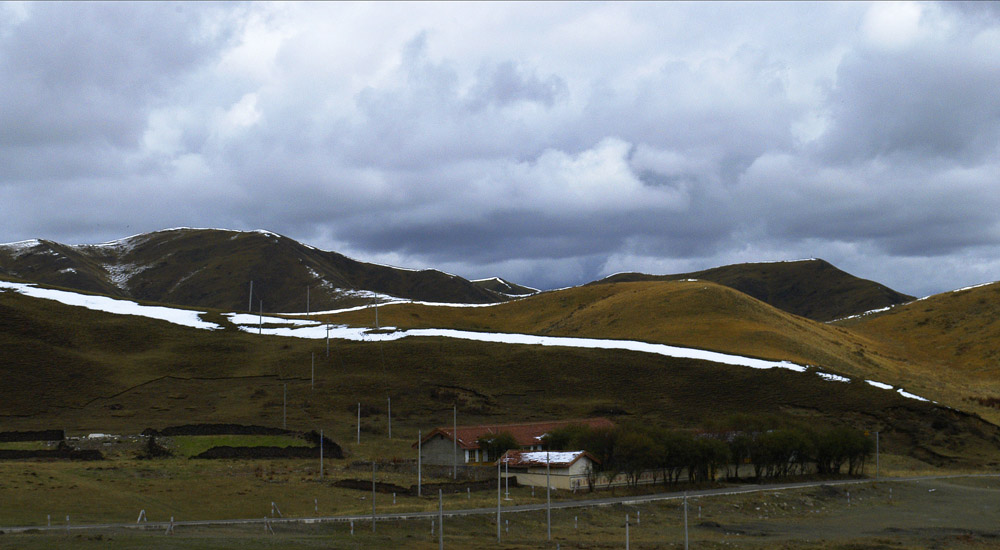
[317,281,925,399]
[839,282,1000,413]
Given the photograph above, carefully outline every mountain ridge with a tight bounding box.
[0,228,525,313]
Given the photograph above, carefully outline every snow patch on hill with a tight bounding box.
[0,281,220,330]
[0,278,934,404]
[0,239,44,258]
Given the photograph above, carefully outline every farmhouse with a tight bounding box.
[415,418,613,466]
[499,449,600,490]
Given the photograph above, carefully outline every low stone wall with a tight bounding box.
[193,446,320,459]
[0,430,64,442]
[332,477,519,496]
[145,424,294,437]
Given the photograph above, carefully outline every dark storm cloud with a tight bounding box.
[0,3,226,150]
[2,2,1000,298]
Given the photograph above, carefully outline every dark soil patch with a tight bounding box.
[144,423,294,437]
[192,445,320,459]
[0,448,102,460]
[0,430,64,442]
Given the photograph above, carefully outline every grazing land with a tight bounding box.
[3,245,1000,549]
[3,473,1000,549]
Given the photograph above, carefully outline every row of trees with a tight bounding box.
[539,415,874,490]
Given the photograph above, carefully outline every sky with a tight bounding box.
[1,1,999,297]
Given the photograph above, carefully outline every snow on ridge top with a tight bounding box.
[829,305,895,323]
[0,238,42,249]
[0,239,43,258]
[751,258,819,264]
[284,296,514,316]
[951,281,996,294]
[0,281,220,330]
[472,277,505,283]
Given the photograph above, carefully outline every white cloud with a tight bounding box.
[862,2,925,50]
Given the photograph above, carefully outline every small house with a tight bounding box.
[499,449,600,490]
[415,418,613,466]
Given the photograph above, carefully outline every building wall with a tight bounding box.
[420,434,467,466]
[504,458,596,490]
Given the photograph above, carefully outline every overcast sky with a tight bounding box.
[2,2,999,296]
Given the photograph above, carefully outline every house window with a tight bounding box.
[464,450,470,463]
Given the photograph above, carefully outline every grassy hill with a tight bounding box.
[318,280,911,386]
[596,259,914,322]
[2,278,997,468]
[838,282,1000,416]
[0,228,513,313]
[314,279,1000,425]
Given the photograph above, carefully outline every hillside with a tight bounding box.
[315,279,1000,424]
[317,280,910,383]
[0,228,515,312]
[1,278,997,469]
[838,282,1000,412]
[596,259,914,322]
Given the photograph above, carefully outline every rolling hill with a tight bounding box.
[1,277,997,469]
[596,259,914,322]
[838,282,1000,413]
[311,279,1000,426]
[0,228,520,312]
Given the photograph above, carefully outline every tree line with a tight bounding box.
[532,414,875,489]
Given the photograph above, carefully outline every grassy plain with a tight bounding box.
[3,475,1000,549]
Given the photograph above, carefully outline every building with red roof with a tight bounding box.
[415,418,613,466]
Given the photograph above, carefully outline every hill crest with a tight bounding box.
[595,258,914,322]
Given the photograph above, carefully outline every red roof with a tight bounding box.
[415,418,614,450]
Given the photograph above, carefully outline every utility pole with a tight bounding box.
[497,458,501,542]
[505,459,510,499]
[684,493,689,550]
[319,429,324,480]
[876,431,880,480]
[258,299,263,335]
[546,450,552,540]
[453,405,458,480]
[325,325,330,357]
[375,300,379,329]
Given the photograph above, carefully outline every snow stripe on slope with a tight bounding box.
[0,281,220,330]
